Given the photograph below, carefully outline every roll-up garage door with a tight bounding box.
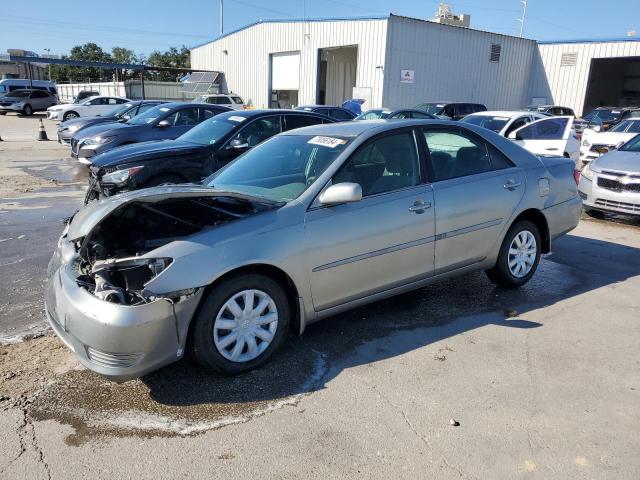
[271,52,300,91]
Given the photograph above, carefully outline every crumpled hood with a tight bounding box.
[591,150,640,174]
[67,185,268,241]
[582,130,637,145]
[90,139,203,168]
[75,121,135,141]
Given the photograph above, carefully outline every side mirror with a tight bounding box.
[615,140,625,150]
[157,120,170,128]
[318,183,362,205]
[508,131,517,140]
[118,115,130,123]
[227,138,249,150]
[593,125,602,132]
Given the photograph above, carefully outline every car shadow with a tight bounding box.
[142,232,639,408]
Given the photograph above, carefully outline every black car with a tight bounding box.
[414,102,487,120]
[354,109,435,120]
[523,104,576,116]
[85,109,334,202]
[296,105,356,121]
[57,100,166,145]
[71,103,231,164]
[580,106,640,131]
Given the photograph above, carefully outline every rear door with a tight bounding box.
[509,116,573,157]
[215,115,282,167]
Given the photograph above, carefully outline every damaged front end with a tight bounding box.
[45,186,273,381]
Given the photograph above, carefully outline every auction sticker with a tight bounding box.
[228,116,246,122]
[308,136,346,148]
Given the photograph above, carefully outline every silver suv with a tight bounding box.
[193,94,246,110]
[0,89,58,116]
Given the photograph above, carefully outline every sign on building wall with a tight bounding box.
[400,69,414,84]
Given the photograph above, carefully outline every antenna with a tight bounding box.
[518,0,528,38]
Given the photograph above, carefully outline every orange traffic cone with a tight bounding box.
[37,119,48,141]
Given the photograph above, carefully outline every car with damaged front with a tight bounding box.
[46,120,582,381]
[84,109,334,202]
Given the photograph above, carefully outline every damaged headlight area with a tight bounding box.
[71,194,262,305]
[101,166,144,186]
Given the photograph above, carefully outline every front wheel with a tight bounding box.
[486,220,541,288]
[63,111,79,121]
[190,274,290,375]
[22,104,33,116]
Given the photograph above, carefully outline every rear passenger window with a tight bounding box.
[200,108,218,121]
[284,114,322,131]
[334,131,420,196]
[412,111,432,119]
[137,103,157,114]
[424,129,493,181]
[330,109,353,120]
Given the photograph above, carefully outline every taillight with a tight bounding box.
[573,169,580,184]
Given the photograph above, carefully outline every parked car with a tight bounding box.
[462,111,580,164]
[580,107,640,132]
[73,90,100,104]
[71,103,230,164]
[46,119,581,381]
[0,79,57,97]
[413,102,487,120]
[46,96,131,121]
[0,89,57,115]
[578,133,640,217]
[524,105,576,116]
[84,109,334,201]
[508,116,581,165]
[193,94,246,110]
[579,118,640,165]
[354,109,435,120]
[296,105,356,121]
[56,100,167,145]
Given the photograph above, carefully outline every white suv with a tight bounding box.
[193,94,246,110]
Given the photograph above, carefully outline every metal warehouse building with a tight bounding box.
[191,14,640,116]
[191,14,538,110]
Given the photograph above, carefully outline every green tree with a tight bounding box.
[146,46,190,81]
[111,47,139,81]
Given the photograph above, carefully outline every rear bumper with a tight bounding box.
[543,195,582,241]
[578,175,640,216]
[46,252,203,382]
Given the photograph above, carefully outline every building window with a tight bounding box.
[560,52,578,67]
[490,43,502,62]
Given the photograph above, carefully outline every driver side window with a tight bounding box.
[334,131,420,196]
[233,116,281,148]
[504,117,530,137]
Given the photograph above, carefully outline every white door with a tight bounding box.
[509,116,573,158]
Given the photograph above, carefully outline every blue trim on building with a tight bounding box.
[191,15,390,49]
[538,37,640,45]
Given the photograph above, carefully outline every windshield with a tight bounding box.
[102,103,134,118]
[585,109,622,123]
[461,115,509,132]
[355,110,389,120]
[415,103,446,115]
[205,134,352,202]
[611,120,640,133]
[127,105,170,125]
[619,134,640,152]
[179,118,238,145]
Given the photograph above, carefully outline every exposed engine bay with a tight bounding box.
[72,195,265,305]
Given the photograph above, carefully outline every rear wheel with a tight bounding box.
[63,111,79,121]
[190,274,290,375]
[22,104,33,116]
[486,220,541,288]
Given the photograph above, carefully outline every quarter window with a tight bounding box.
[334,131,420,196]
[233,116,281,147]
[424,129,494,181]
[330,109,353,120]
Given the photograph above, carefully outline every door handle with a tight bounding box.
[503,180,521,191]
[545,147,559,151]
[408,200,432,213]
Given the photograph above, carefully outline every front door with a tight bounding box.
[422,126,525,272]
[305,129,435,311]
[510,116,573,157]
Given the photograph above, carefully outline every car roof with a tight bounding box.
[214,109,330,120]
[283,119,458,137]
[298,105,345,109]
[417,101,481,105]
[472,110,536,117]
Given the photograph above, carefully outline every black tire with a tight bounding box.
[190,274,290,375]
[63,111,79,121]
[22,104,33,116]
[143,174,183,188]
[485,220,541,288]
[0,111,6,115]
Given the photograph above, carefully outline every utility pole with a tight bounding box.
[44,48,51,80]
[518,0,528,38]
[220,0,224,35]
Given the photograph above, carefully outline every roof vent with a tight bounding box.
[560,52,578,67]
[490,43,501,62]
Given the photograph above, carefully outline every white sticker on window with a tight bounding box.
[494,116,509,120]
[159,107,170,112]
[308,136,346,148]
[228,115,246,122]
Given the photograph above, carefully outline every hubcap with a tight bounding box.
[508,230,537,278]
[213,289,278,363]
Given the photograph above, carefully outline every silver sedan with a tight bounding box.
[45,120,582,381]
[578,134,640,216]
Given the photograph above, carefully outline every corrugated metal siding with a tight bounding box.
[382,16,537,110]
[533,41,640,116]
[191,19,388,109]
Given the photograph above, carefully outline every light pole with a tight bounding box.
[44,48,51,80]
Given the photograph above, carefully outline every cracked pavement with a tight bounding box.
[0,114,639,479]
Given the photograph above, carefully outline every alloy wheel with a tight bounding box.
[508,230,537,278]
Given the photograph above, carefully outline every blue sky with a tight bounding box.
[1,0,639,56]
